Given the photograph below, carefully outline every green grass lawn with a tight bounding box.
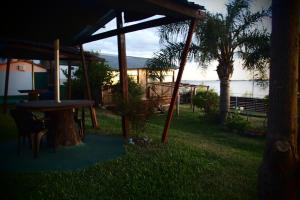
[0,105,265,200]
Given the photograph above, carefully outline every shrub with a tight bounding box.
[113,77,154,134]
[193,89,219,114]
[225,111,250,134]
[62,55,114,105]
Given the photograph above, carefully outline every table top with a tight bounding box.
[18,89,47,94]
[16,100,94,111]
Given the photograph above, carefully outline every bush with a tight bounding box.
[113,77,155,134]
[224,111,250,134]
[193,89,219,114]
[62,55,114,105]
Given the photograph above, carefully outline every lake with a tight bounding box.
[181,80,269,99]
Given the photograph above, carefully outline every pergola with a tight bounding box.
[1,0,299,198]
[1,0,205,142]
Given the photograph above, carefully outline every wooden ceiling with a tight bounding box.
[0,0,205,60]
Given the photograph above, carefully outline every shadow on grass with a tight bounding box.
[148,110,264,155]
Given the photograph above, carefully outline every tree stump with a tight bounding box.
[47,109,81,147]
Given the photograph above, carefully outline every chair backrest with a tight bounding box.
[10,109,35,136]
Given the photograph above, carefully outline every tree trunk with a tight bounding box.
[219,78,230,123]
[258,0,299,199]
[47,109,81,147]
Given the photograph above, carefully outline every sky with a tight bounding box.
[83,0,271,81]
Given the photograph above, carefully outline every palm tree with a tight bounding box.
[157,0,270,123]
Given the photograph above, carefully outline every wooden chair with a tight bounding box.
[10,109,47,158]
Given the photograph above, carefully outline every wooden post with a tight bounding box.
[258,0,299,199]
[192,87,196,113]
[31,61,35,90]
[137,69,140,84]
[67,62,72,99]
[54,39,60,102]
[161,19,197,143]
[190,86,193,108]
[172,70,175,83]
[117,11,130,138]
[176,92,180,116]
[3,59,11,114]
[80,45,99,128]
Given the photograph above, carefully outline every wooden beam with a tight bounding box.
[80,45,92,100]
[0,40,101,61]
[176,92,180,116]
[54,39,60,102]
[31,60,35,90]
[137,69,140,84]
[3,59,11,114]
[190,86,193,108]
[145,0,205,19]
[117,12,130,138]
[80,45,99,129]
[67,62,72,99]
[172,70,175,82]
[80,17,186,44]
[192,87,196,113]
[161,19,197,143]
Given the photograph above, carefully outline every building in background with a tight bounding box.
[0,59,47,102]
[100,54,178,106]
[100,54,176,86]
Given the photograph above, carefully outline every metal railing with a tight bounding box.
[230,96,267,114]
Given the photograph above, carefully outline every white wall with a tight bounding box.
[0,72,33,96]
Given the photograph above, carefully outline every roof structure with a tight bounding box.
[100,54,178,70]
[0,0,205,46]
[0,40,103,63]
[1,0,205,138]
[0,59,47,70]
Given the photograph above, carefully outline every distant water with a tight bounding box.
[181,80,269,99]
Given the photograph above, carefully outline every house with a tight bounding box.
[0,59,47,102]
[100,54,178,106]
[100,54,177,86]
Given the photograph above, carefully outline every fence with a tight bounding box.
[230,96,268,114]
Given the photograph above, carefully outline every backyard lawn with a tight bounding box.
[0,105,265,200]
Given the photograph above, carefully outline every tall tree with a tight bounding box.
[158,0,270,123]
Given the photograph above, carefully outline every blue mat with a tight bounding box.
[0,134,125,172]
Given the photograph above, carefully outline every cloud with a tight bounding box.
[84,16,162,57]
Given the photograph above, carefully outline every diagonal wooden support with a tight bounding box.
[80,45,99,129]
[117,11,130,138]
[161,19,198,143]
[3,59,11,114]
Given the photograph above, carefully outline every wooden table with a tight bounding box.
[18,89,46,101]
[16,100,94,146]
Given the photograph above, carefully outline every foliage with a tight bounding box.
[225,111,250,134]
[146,48,177,82]
[159,0,271,72]
[113,77,154,134]
[62,53,114,105]
[156,0,271,122]
[113,77,144,101]
[263,95,269,110]
[193,89,219,114]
